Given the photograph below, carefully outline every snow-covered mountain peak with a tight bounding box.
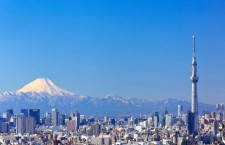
[17,78,75,96]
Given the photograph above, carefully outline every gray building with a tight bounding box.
[92,123,101,137]
[25,116,35,134]
[71,111,80,130]
[16,113,36,134]
[16,114,26,134]
[51,108,59,126]
[0,122,8,133]
[178,104,183,118]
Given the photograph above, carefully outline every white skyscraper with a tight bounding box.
[165,114,173,128]
[190,35,199,133]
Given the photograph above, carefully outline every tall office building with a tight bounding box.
[51,108,59,126]
[0,122,8,133]
[187,111,195,134]
[21,109,28,117]
[165,114,173,128]
[67,120,76,132]
[104,116,108,124]
[216,104,220,112]
[109,118,116,126]
[2,112,10,121]
[178,104,183,118]
[25,116,36,134]
[3,109,14,121]
[16,113,26,134]
[190,35,199,133]
[147,116,153,127]
[45,112,52,126]
[29,109,40,125]
[16,113,36,134]
[153,116,159,128]
[158,114,165,127]
[216,103,224,112]
[153,112,159,128]
[71,111,80,130]
[223,112,225,121]
[59,113,65,125]
[221,104,224,112]
[91,123,101,137]
[6,109,13,117]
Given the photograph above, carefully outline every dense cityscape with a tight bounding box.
[0,104,224,145]
[0,36,224,145]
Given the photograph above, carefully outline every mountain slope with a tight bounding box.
[17,78,74,96]
[0,78,215,115]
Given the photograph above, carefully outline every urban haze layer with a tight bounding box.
[0,36,224,145]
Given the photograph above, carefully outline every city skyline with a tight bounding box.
[0,1,225,104]
[0,1,224,144]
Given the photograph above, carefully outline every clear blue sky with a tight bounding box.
[0,0,225,104]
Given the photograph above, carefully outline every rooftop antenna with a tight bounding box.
[192,35,196,57]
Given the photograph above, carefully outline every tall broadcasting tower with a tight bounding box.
[190,35,199,132]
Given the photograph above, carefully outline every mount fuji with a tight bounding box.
[17,78,75,96]
[0,78,214,115]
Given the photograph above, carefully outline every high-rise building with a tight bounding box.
[51,108,59,126]
[29,109,40,125]
[178,104,183,118]
[67,120,76,132]
[92,123,101,137]
[6,109,13,118]
[158,114,165,127]
[109,118,116,126]
[21,109,28,117]
[153,112,159,128]
[222,104,225,111]
[165,114,173,127]
[51,108,65,126]
[80,115,86,125]
[187,111,195,134]
[216,104,220,112]
[216,103,224,112]
[147,116,153,127]
[59,113,65,125]
[45,112,51,126]
[164,107,169,115]
[71,111,80,130]
[0,122,8,133]
[104,116,108,124]
[3,109,14,121]
[16,113,36,134]
[190,35,199,133]
[223,112,225,121]
[2,112,9,121]
[16,113,26,134]
[25,116,36,134]
[211,112,216,119]
[154,116,159,128]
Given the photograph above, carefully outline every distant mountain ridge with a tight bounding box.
[0,78,215,115]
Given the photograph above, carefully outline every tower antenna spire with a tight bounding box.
[190,34,199,134]
[192,35,196,57]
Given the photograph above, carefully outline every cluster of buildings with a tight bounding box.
[0,36,224,145]
[0,104,224,144]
